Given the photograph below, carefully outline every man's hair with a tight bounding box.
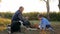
[38,14,43,18]
[19,6,24,9]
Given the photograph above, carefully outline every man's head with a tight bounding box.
[19,6,24,13]
[38,14,43,20]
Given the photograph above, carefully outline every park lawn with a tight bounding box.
[30,20,60,29]
[30,20,60,25]
[30,20,60,34]
[0,19,60,34]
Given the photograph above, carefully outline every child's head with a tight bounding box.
[38,14,43,20]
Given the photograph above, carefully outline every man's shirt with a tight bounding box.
[11,10,31,27]
[11,10,25,22]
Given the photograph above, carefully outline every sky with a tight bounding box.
[0,0,59,13]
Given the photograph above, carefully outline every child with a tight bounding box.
[38,14,54,34]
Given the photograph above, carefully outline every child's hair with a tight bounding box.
[38,14,43,18]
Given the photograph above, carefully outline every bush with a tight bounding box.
[0,12,60,21]
[0,18,11,31]
[0,18,11,26]
[0,12,14,19]
[49,12,60,21]
[23,12,40,20]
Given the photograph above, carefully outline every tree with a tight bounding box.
[0,0,1,2]
[58,0,60,11]
[40,0,50,20]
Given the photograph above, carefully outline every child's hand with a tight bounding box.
[33,23,39,28]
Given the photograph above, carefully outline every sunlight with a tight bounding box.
[0,0,59,13]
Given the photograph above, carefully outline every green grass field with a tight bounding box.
[30,21,60,34]
[30,20,60,26]
[0,19,60,34]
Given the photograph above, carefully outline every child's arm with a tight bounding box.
[40,21,46,30]
[39,21,43,30]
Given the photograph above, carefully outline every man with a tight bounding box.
[11,6,26,34]
[38,14,54,34]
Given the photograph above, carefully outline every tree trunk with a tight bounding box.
[59,0,60,12]
[0,0,1,2]
[46,0,50,20]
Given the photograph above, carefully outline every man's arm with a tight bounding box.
[18,13,25,23]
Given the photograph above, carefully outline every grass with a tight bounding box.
[0,18,60,34]
[30,20,60,34]
[30,20,60,25]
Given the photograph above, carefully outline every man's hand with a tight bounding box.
[19,21,23,24]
